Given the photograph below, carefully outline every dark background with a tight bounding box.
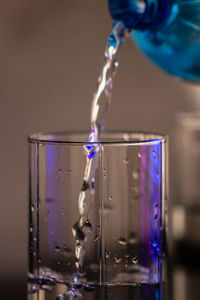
[1,1,200,299]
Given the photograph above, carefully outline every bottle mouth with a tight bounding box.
[109,0,147,29]
[108,0,170,30]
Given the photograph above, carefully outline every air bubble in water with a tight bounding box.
[72,223,85,241]
[108,196,112,201]
[114,61,119,68]
[64,289,82,300]
[29,226,33,233]
[31,204,35,212]
[138,152,141,158]
[33,237,37,242]
[58,168,63,173]
[83,220,92,233]
[118,237,127,245]
[105,250,110,259]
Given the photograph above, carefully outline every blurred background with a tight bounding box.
[1,0,200,299]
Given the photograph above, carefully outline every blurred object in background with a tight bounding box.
[172,265,200,300]
[172,112,200,264]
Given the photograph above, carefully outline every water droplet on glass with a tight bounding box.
[124,159,129,164]
[94,235,99,242]
[44,217,47,221]
[105,250,110,259]
[38,258,42,264]
[41,285,53,292]
[132,171,139,180]
[108,196,112,201]
[128,233,137,244]
[31,204,35,212]
[152,241,158,248]
[115,256,122,264]
[58,168,63,173]
[56,295,64,300]
[154,214,158,220]
[54,246,61,252]
[103,174,107,179]
[65,169,73,174]
[118,237,127,245]
[29,226,33,233]
[57,261,60,265]
[61,209,64,215]
[33,237,37,242]
[138,152,141,158]
[46,198,54,203]
[96,226,101,234]
[131,256,138,264]
[83,284,96,292]
[63,244,71,253]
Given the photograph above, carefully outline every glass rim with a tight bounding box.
[28,131,167,146]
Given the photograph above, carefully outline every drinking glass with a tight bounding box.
[28,131,168,300]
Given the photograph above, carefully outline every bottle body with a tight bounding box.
[109,0,200,81]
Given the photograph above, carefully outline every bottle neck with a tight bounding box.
[109,0,171,30]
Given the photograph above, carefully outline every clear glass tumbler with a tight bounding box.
[28,131,168,300]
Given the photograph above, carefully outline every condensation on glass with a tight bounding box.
[28,131,168,300]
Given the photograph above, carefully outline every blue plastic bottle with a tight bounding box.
[109,0,200,81]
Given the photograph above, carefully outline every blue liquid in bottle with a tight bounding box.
[109,0,200,81]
